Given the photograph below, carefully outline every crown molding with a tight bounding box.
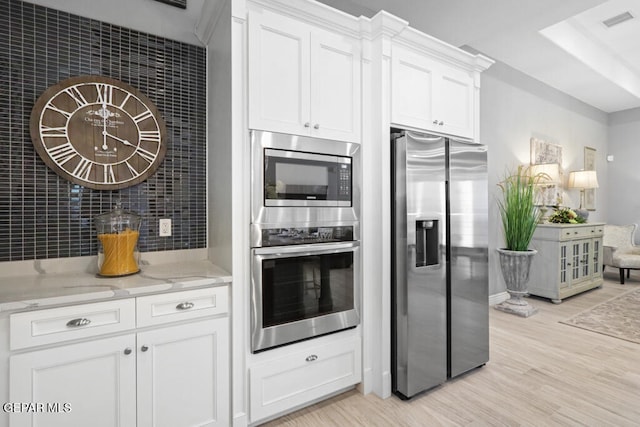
[195,0,228,45]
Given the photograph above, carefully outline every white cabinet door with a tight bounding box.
[137,318,230,427]
[310,30,360,142]
[435,64,474,138]
[391,46,475,138]
[391,47,437,132]
[10,334,137,427]
[248,9,311,136]
[248,9,360,142]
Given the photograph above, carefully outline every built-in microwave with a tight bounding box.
[263,148,352,207]
[251,130,360,227]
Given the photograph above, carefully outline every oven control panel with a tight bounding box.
[260,226,354,247]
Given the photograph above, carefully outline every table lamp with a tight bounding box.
[568,170,598,219]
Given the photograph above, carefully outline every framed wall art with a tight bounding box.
[530,137,563,206]
[530,137,563,165]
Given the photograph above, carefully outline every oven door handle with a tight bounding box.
[252,241,359,257]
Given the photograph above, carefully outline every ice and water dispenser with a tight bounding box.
[415,219,439,267]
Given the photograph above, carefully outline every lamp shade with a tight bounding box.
[530,163,560,183]
[568,170,599,189]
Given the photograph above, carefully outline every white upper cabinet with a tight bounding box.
[391,45,476,139]
[248,8,361,142]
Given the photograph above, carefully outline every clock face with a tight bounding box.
[30,76,167,190]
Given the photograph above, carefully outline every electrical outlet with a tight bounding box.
[159,219,172,237]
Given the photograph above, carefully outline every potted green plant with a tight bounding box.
[495,165,545,317]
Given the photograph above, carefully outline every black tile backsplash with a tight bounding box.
[0,0,207,262]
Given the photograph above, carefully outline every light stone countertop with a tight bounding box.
[0,249,232,312]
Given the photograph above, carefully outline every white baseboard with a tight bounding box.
[489,292,509,306]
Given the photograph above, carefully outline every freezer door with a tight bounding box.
[448,139,489,377]
[392,132,447,398]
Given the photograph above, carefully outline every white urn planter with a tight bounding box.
[495,248,538,317]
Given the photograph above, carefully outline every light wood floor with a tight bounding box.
[262,270,640,426]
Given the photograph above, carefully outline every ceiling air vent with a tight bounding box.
[603,11,634,27]
[154,0,186,9]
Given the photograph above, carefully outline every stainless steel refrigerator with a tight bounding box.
[391,130,489,399]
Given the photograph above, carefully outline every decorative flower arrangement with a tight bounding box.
[548,207,586,224]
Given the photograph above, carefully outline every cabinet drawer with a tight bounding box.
[559,226,594,240]
[250,335,361,423]
[136,286,229,328]
[10,299,136,350]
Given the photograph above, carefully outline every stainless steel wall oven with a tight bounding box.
[250,131,361,353]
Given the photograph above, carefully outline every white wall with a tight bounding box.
[480,60,609,296]
[25,0,206,46]
[608,107,640,240]
[206,2,233,272]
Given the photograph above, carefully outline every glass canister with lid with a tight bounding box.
[94,203,142,277]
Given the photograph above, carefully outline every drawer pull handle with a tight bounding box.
[176,302,195,310]
[66,318,91,328]
[305,355,318,362]
[124,348,132,355]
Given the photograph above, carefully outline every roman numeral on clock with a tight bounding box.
[103,164,116,183]
[125,161,141,178]
[71,158,93,180]
[95,83,113,105]
[63,86,89,108]
[139,130,161,143]
[44,104,72,119]
[136,147,158,163]
[47,143,77,164]
[133,110,154,124]
[40,126,68,137]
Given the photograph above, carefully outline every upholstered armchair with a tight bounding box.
[603,224,640,284]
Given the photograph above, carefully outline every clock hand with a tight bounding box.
[102,103,108,150]
[102,130,135,147]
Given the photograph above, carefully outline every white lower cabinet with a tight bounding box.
[10,334,137,427]
[8,286,229,427]
[137,318,229,427]
[249,335,361,423]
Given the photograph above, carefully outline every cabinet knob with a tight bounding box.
[124,348,132,355]
[432,120,438,125]
[305,354,318,362]
[313,124,319,129]
[66,318,91,328]
[176,302,195,310]
[438,121,444,126]
[304,122,310,128]
[141,345,149,352]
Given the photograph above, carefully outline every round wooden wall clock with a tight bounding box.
[30,75,167,190]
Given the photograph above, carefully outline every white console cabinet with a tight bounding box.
[528,223,604,303]
[248,6,361,142]
[8,286,230,427]
[391,44,476,139]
